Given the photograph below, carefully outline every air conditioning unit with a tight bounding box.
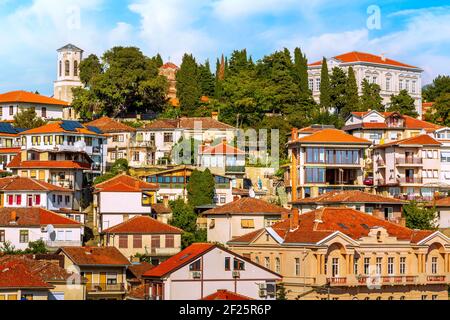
[192,271,202,279]
[258,284,267,298]
[232,271,241,278]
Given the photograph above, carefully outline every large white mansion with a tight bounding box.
[308,52,423,117]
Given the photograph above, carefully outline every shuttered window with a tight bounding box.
[165,235,174,248]
[241,219,255,229]
[133,235,142,248]
[119,235,128,248]
[151,235,161,249]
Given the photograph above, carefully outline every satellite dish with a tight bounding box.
[47,225,55,234]
[249,187,256,198]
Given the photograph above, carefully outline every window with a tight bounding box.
[9,106,13,116]
[241,219,255,229]
[74,60,78,77]
[151,235,161,248]
[376,257,382,275]
[332,258,339,277]
[131,235,142,248]
[431,257,438,274]
[165,235,174,248]
[19,230,29,243]
[364,258,370,275]
[35,195,41,206]
[432,295,438,300]
[119,235,128,248]
[422,295,427,300]
[399,80,403,91]
[133,152,140,162]
[57,195,63,204]
[275,258,281,273]
[386,78,391,91]
[234,258,245,271]
[305,168,326,183]
[189,260,201,271]
[7,195,13,206]
[354,257,359,275]
[31,136,41,146]
[164,133,173,143]
[400,257,406,275]
[225,257,231,271]
[315,78,321,92]
[59,61,62,77]
[308,79,314,91]
[265,257,270,269]
[65,196,70,204]
[388,257,395,275]
[412,81,416,94]
[56,136,64,145]
[85,137,93,146]
[365,207,374,215]
[295,258,300,276]
[0,230,4,243]
[65,60,70,76]
[21,294,33,301]
[16,195,22,206]
[106,273,117,285]
[41,107,47,118]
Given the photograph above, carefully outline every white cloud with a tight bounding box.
[211,0,299,20]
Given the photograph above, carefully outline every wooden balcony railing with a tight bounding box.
[396,158,423,165]
[357,275,418,286]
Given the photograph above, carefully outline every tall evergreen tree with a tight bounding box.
[293,47,310,96]
[329,67,348,116]
[176,54,201,115]
[198,60,215,97]
[388,90,419,117]
[341,66,360,118]
[320,57,331,110]
[359,79,384,112]
[153,54,164,68]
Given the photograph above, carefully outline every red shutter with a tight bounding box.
[165,235,174,248]
[133,235,143,248]
[7,195,13,205]
[35,195,41,206]
[16,195,21,205]
[119,235,128,248]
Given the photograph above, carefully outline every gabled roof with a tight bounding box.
[291,129,371,145]
[128,262,155,281]
[160,62,179,70]
[20,121,102,136]
[143,243,215,278]
[291,190,407,205]
[57,247,130,267]
[375,134,442,149]
[85,117,136,133]
[144,119,179,130]
[143,117,234,131]
[202,290,253,301]
[102,216,182,235]
[0,91,69,107]
[309,52,419,70]
[94,174,159,192]
[57,44,83,52]
[0,261,53,290]
[7,153,92,170]
[0,176,72,192]
[200,141,245,156]
[229,207,434,245]
[203,198,290,216]
[0,208,81,228]
[348,112,441,131]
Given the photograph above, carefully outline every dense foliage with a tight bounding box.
[14,109,47,129]
[187,169,216,207]
[403,201,438,231]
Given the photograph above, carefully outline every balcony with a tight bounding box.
[86,283,126,293]
[427,275,446,284]
[396,158,423,166]
[357,275,418,286]
[48,180,74,189]
[327,277,347,286]
[398,177,423,185]
[131,141,156,149]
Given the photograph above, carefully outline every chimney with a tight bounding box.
[290,209,300,230]
[211,112,219,121]
[163,196,169,208]
[313,209,324,231]
[10,211,17,225]
[291,128,299,141]
[380,53,386,62]
[282,210,290,221]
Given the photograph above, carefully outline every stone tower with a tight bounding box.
[53,44,84,105]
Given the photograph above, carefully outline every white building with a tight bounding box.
[433,128,450,191]
[308,52,424,117]
[0,208,83,250]
[53,44,84,109]
[0,90,68,121]
[142,243,281,300]
[198,141,246,170]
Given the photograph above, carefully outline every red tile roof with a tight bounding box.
[0,148,20,154]
[0,208,81,227]
[202,290,253,301]
[203,198,290,216]
[292,129,371,145]
[144,117,234,130]
[200,141,244,155]
[230,207,433,245]
[20,121,102,136]
[85,117,136,133]
[102,216,182,235]
[128,262,155,280]
[291,190,407,205]
[349,112,441,130]
[309,52,419,69]
[161,62,179,70]
[58,247,130,266]
[127,283,146,300]
[151,203,172,215]
[143,243,215,278]
[0,91,69,107]
[0,176,72,192]
[0,261,53,289]
[94,174,159,192]
[7,153,92,170]
[375,134,441,149]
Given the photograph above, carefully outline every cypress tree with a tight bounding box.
[198,60,215,97]
[176,54,201,115]
[342,66,360,118]
[320,57,331,110]
[359,79,384,113]
[293,47,310,96]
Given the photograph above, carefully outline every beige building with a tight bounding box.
[229,207,450,300]
[101,215,182,264]
[57,247,130,300]
[201,197,289,245]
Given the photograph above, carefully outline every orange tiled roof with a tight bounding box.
[230,207,433,245]
[203,198,290,216]
[128,262,155,280]
[0,261,53,289]
[350,112,441,130]
[86,117,136,133]
[102,216,182,235]
[7,153,92,170]
[58,247,130,266]
[0,148,20,154]
[0,208,81,227]
[143,243,215,278]
[202,290,253,301]
[94,174,159,192]
[309,52,419,69]
[0,90,69,107]
[161,62,179,70]
[375,134,441,149]
[151,203,172,215]
[20,121,102,136]
[292,190,407,205]
[144,117,234,130]
[0,176,72,192]
[200,141,244,155]
[293,129,371,144]
[127,283,146,300]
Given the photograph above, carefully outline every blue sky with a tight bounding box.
[1,0,450,96]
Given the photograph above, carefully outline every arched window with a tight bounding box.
[74,60,78,77]
[65,60,70,76]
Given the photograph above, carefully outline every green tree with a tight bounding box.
[428,93,450,126]
[176,54,201,115]
[187,169,216,207]
[341,66,360,119]
[293,47,310,96]
[93,159,129,185]
[170,199,207,248]
[24,240,49,254]
[359,79,384,112]
[276,283,291,300]
[388,90,419,117]
[423,75,450,102]
[198,60,215,97]
[403,201,438,230]
[329,67,348,116]
[79,54,102,87]
[319,58,331,110]
[14,109,47,129]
